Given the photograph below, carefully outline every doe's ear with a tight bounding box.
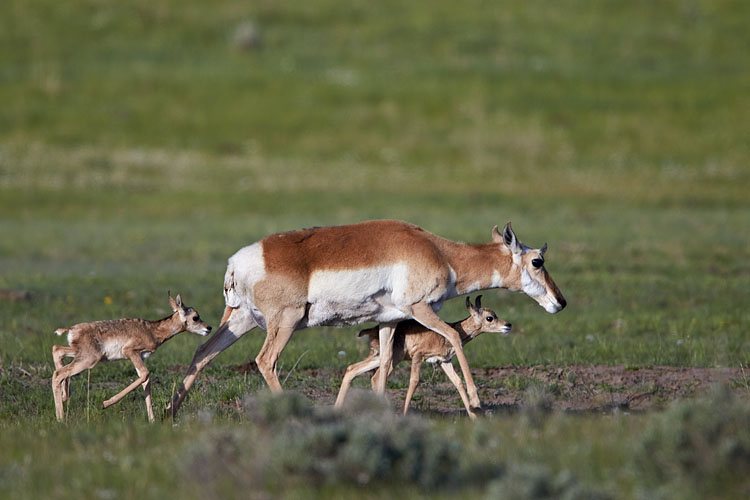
[503,222,521,255]
[491,225,503,243]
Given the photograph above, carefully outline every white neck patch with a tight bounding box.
[521,269,546,298]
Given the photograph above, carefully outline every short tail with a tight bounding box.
[54,328,69,336]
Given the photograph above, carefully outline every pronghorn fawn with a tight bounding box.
[52,293,211,422]
[335,296,511,419]
[169,219,565,416]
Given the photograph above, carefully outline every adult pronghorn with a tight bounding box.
[167,219,566,416]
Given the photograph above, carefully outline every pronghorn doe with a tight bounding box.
[335,296,511,418]
[51,293,211,422]
[168,219,565,416]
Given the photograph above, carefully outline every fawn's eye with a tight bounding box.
[193,315,199,321]
[531,258,543,269]
[485,316,494,322]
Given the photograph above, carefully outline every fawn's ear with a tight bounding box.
[467,296,484,323]
[169,292,183,312]
[466,295,483,313]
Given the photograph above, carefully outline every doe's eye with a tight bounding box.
[193,315,200,321]
[531,258,543,269]
[485,316,494,322]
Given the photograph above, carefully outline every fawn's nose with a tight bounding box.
[506,323,512,329]
[206,326,212,332]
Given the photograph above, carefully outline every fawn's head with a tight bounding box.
[465,295,512,336]
[492,222,567,314]
[169,292,212,336]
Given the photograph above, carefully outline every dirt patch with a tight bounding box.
[285,365,747,416]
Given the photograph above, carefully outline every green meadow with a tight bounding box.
[1,0,748,498]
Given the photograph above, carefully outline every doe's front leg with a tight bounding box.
[374,323,397,395]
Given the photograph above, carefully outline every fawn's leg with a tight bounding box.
[142,376,154,423]
[52,355,98,422]
[410,302,481,409]
[402,356,425,415]
[52,345,75,401]
[439,360,477,420]
[335,355,381,408]
[102,351,150,410]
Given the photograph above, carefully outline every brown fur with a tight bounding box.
[335,296,512,418]
[51,293,211,422]
[169,220,565,417]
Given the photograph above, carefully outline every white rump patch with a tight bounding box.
[225,242,265,308]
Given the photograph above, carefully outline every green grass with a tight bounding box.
[1,0,749,497]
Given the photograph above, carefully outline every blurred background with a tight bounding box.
[1,0,748,371]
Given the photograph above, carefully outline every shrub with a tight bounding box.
[633,384,750,498]
[186,391,501,493]
[255,391,495,489]
[485,463,611,500]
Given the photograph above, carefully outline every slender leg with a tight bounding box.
[52,345,74,401]
[102,351,150,409]
[402,356,424,415]
[52,356,98,422]
[370,365,395,392]
[255,306,306,392]
[168,307,257,416]
[142,377,154,423]
[375,323,397,395]
[439,361,477,419]
[410,302,481,409]
[335,356,381,408]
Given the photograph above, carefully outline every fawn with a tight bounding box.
[335,295,511,418]
[52,292,211,422]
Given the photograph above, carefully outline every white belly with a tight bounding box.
[306,264,413,326]
[102,339,126,361]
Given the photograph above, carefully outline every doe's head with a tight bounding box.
[492,222,567,314]
[465,295,512,336]
[169,292,212,336]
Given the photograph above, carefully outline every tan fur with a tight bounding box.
[335,296,511,418]
[168,220,565,417]
[51,293,211,423]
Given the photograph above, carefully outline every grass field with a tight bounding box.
[1,1,749,498]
